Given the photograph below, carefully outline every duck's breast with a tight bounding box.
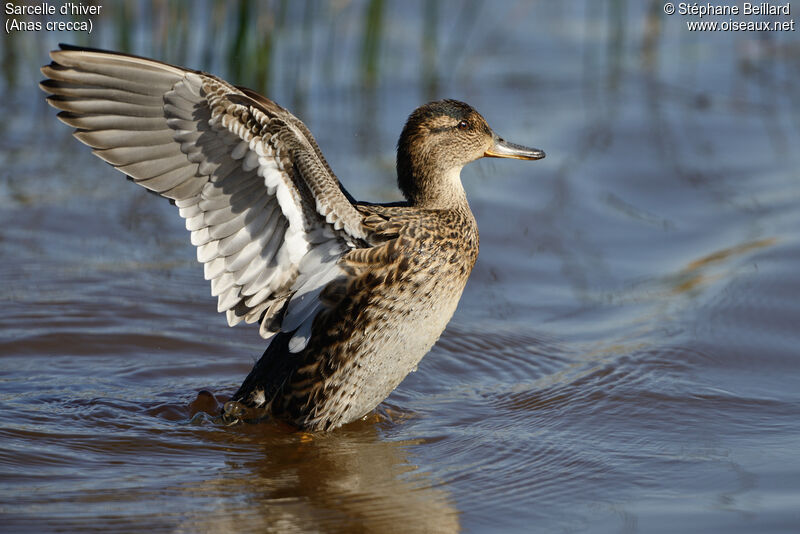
[293,209,480,429]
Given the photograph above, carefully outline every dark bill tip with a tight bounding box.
[484,137,545,160]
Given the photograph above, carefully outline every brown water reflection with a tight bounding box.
[669,238,777,295]
[177,423,459,533]
[2,1,800,533]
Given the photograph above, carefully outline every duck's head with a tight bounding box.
[396,99,544,208]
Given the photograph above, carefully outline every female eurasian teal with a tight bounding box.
[41,45,544,431]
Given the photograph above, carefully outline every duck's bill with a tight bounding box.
[485,138,545,160]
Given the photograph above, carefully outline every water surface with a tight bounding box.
[1,1,799,532]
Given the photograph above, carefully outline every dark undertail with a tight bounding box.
[222,331,297,423]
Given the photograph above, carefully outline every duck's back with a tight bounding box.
[230,204,479,430]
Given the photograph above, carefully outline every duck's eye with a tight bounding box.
[457,120,470,131]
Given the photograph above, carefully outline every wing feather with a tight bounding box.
[41,45,368,344]
[96,144,180,165]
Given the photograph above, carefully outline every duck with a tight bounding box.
[40,44,545,431]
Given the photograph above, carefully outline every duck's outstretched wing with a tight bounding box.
[41,44,366,351]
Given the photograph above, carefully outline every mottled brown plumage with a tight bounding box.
[40,45,544,431]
